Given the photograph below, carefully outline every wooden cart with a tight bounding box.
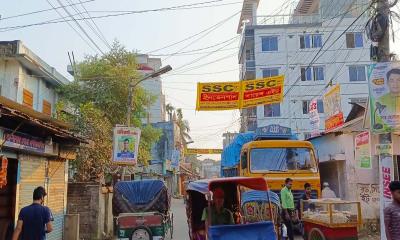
[300,200,362,240]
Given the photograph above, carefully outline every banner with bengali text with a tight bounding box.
[241,75,284,108]
[196,81,241,111]
[323,84,344,132]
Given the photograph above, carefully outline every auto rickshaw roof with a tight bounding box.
[187,177,268,194]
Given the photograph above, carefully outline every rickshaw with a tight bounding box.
[185,177,277,240]
[241,190,282,239]
[113,180,173,240]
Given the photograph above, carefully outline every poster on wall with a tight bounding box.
[376,144,394,240]
[308,99,321,137]
[241,75,285,108]
[323,84,344,132]
[355,131,372,169]
[369,62,400,133]
[112,126,141,165]
[196,81,241,111]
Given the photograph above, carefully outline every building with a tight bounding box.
[238,0,371,137]
[136,54,166,124]
[0,41,82,240]
[200,159,221,179]
[222,132,238,148]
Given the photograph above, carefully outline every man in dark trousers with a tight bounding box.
[12,186,53,240]
[281,178,295,240]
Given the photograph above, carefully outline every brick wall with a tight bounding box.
[67,183,102,240]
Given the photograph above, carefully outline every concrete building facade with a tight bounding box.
[238,0,371,137]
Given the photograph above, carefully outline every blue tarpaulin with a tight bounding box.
[241,190,281,207]
[114,180,165,205]
[208,221,277,240]
[221,133,255,170]
[186,179,210,194]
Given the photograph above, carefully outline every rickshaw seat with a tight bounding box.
[208,221,276,240]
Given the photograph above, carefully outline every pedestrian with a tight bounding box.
[321,182,337,199]
[280,178,295,240]
[12,186,53,240]
[384,181,400,240]
[296,182,314,217]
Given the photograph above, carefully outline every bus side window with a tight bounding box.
[241,151,248,169]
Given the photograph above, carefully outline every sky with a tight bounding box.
[1,0,399,160]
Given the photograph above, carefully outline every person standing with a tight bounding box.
[297,182,314,216]
[321,182,337,199]
[384,181,400,240]
[12,186,53,240]
[281,178,295,240]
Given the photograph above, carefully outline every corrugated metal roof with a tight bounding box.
[294,0,320,14]
[237,0,260,34]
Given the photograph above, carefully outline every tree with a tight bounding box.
[176,108,192,147]
[58,41,161,181]
[165,103,175,121]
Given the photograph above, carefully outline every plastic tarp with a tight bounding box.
[187,179,210,194]
[241,190,281,207]
[112,180,170,216]
[114,180,165,204]
[221,133,255,170]
[208,221,277,240]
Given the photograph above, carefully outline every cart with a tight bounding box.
[300,199,362,240]
[113,180,173,240]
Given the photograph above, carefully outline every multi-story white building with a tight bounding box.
[238,0,371,138]
[136,54,166,124]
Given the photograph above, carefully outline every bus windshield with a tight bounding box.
[250,147,316,172]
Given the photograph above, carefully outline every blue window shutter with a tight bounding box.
[358,66,366,81]
[306,68,312,81]
[271,69,279,76]
[317,100,324,113]
[272,37,278,51]
[355,33,363,48]
[349,66,357,81]
[305,35,311,48]
[262,38,268,51]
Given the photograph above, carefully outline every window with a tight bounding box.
[262,68,279,78]
[301,66,325,81]
[349,66,366,81]
[43,100,52,116]
[346,33,363,48]
[302,100,324,114]
[23,89,33,108]
[261,36,278,51]
[300,34,322,49]
[264,103,280,117]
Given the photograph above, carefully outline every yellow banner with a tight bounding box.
[196,76,285,111]
[323,84,344,132]
[241,75,285,108]
[185,148,223,155]
[196,82,241,111]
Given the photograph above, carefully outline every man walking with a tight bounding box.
[281,178,295,240]
[12,186,53,240]
[384,181,400,240]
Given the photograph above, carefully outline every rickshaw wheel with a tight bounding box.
[131,226,152,240]
[308,228,326,240]
[170,213,174,239]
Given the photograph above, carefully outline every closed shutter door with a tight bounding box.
[18,155,46,211]
[47,160,66,240]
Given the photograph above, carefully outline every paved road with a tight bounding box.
[171,198,189,240]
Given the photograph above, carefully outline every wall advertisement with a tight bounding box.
[369,62,400,133]
[355,131,371,169]
[112,126,141,165]
[308,99,321,137]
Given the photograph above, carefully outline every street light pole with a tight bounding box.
[123,65,172,180]
[126,65,172,127]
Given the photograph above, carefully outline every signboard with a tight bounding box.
[196,76,285,111]
[369,62,400,133]
[376,144,394,240]
[241,75,284,108]
[308,99,321,137]
[196,81,241,111]
[323,84,344,132]
[355,131,371,169]
[2,129,45,153]
[185,148,223,155]
[171,150,180,169]
[255,124,292,138]
[112,126,141,165]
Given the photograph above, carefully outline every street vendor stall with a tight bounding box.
[300,199,362,240]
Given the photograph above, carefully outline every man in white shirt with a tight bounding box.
[321,182,337,199]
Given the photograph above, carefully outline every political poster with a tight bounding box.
[308,99,321,137]
[112,126,141,165]
[241,75,285,108]
[323,84,344,132]
[355,131,371,169]
[196,81,241,111]
[369,62,400,133]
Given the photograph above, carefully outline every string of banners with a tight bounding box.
[196,75,285,111]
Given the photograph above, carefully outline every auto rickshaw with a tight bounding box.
[112,180,173,240]
[185,177,277,240]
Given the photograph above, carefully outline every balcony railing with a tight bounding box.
[256,13,321,26]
